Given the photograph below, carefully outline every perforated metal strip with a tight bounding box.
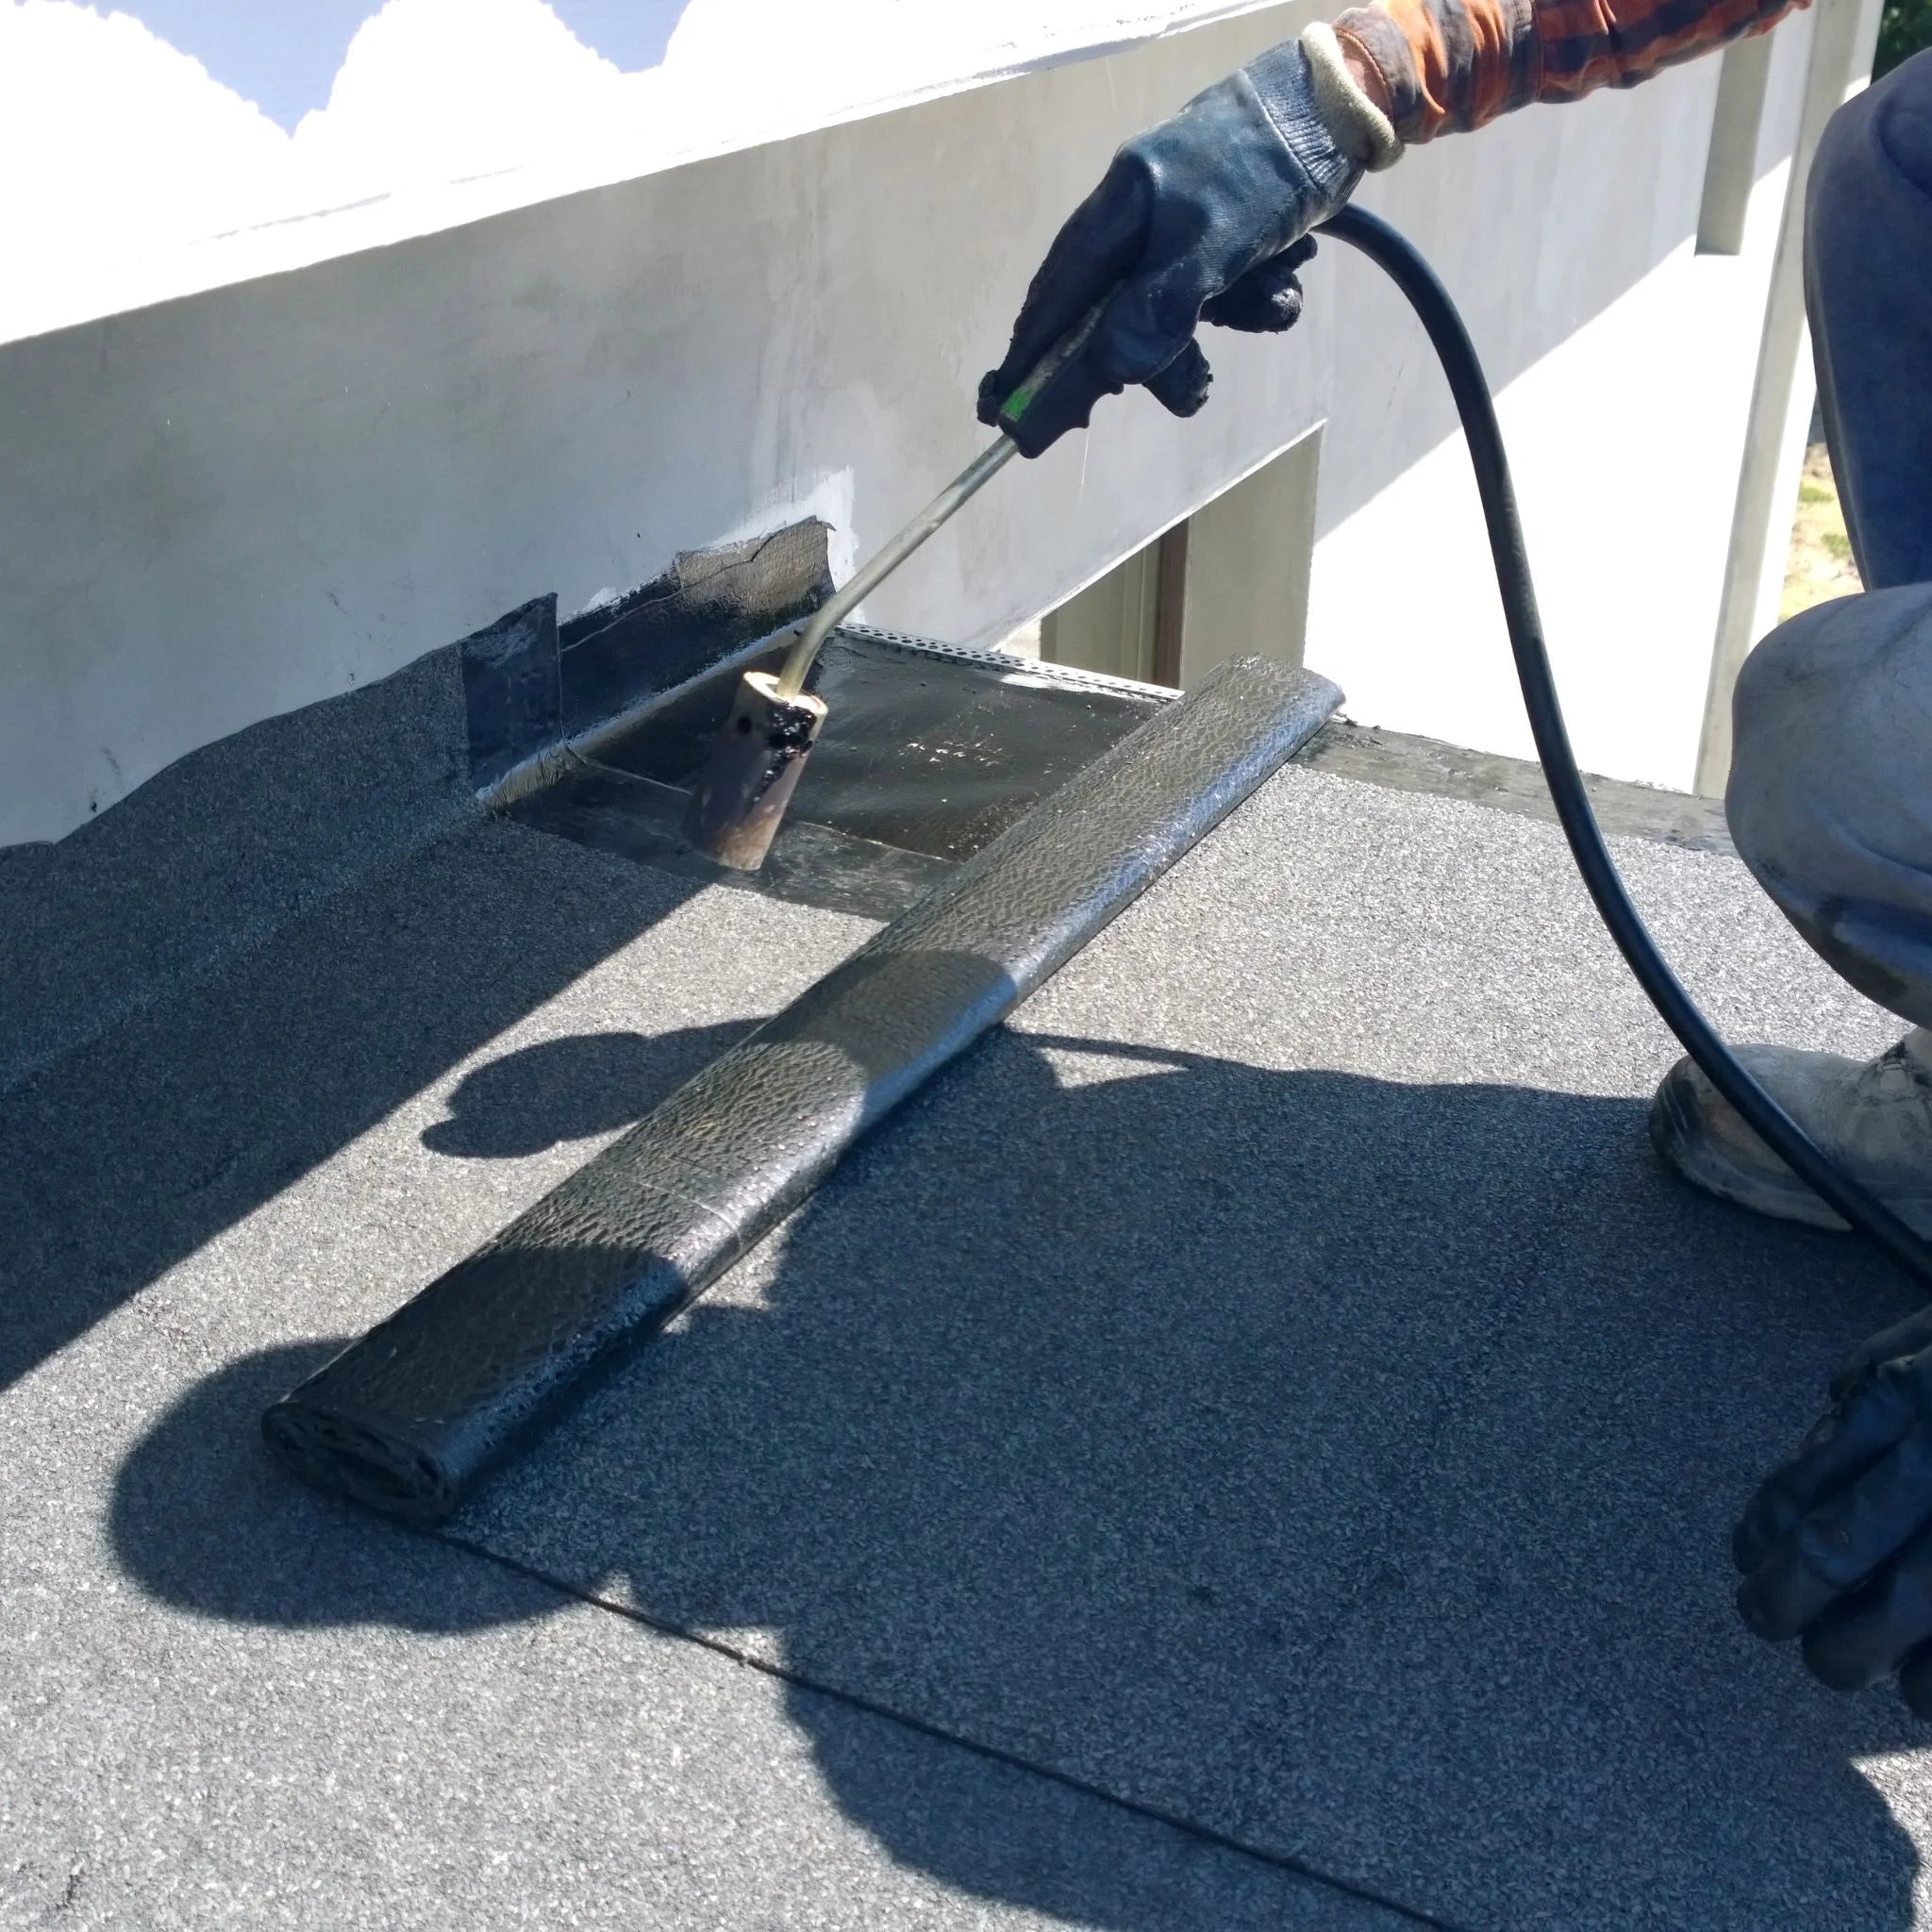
[834,624,1182,704]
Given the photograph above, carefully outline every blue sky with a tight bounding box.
[107,1,690,129]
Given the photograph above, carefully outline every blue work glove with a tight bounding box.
[1735,1305,1932,1713]
[978,27,1399,457]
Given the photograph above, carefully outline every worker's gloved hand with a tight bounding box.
[1734,1305,1932,1712]
[978,26,1399,457]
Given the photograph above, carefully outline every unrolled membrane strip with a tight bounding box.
[262,656,1342,1524]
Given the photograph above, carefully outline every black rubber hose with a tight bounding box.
[1320,202,1932,1291]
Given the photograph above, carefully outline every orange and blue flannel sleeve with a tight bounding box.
[1332,0,1808,142]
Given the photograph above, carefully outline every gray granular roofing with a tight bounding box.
[5,747,1928,1929]
[0,808,1401,1931]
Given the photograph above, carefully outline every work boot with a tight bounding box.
[1649,1028,1932,1236]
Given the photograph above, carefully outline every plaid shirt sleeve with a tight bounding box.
[1332,0,1808,142]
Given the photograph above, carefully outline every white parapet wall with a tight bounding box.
[0,0,1859,844]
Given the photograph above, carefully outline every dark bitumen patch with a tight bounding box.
[458,519,835,790]
[557,520,833,741]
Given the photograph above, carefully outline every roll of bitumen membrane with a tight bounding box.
[262,655,1341,1524]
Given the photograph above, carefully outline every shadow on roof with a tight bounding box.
[112,1027,1925,1928]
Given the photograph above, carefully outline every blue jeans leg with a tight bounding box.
[1805,48,1932,590]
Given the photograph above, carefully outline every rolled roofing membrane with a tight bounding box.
[263,654,1341,1524]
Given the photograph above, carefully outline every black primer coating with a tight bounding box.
[513,768,955,922]
[511,628,1174,920]
[557,522,831,741]
[458,594,561,791]
[602,627,1170,862]
[456,520,832,789]
[262,656,1341,1524]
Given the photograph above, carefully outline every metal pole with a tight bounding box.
[774,435,1022,698]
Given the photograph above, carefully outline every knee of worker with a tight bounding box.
[1728,586,1932,1028]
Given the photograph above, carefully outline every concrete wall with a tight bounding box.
[1179,428,1324,685]
[0,0,1846,843]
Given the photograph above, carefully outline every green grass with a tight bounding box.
[1877,0,1931,76]
[1781,443,1861,621]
